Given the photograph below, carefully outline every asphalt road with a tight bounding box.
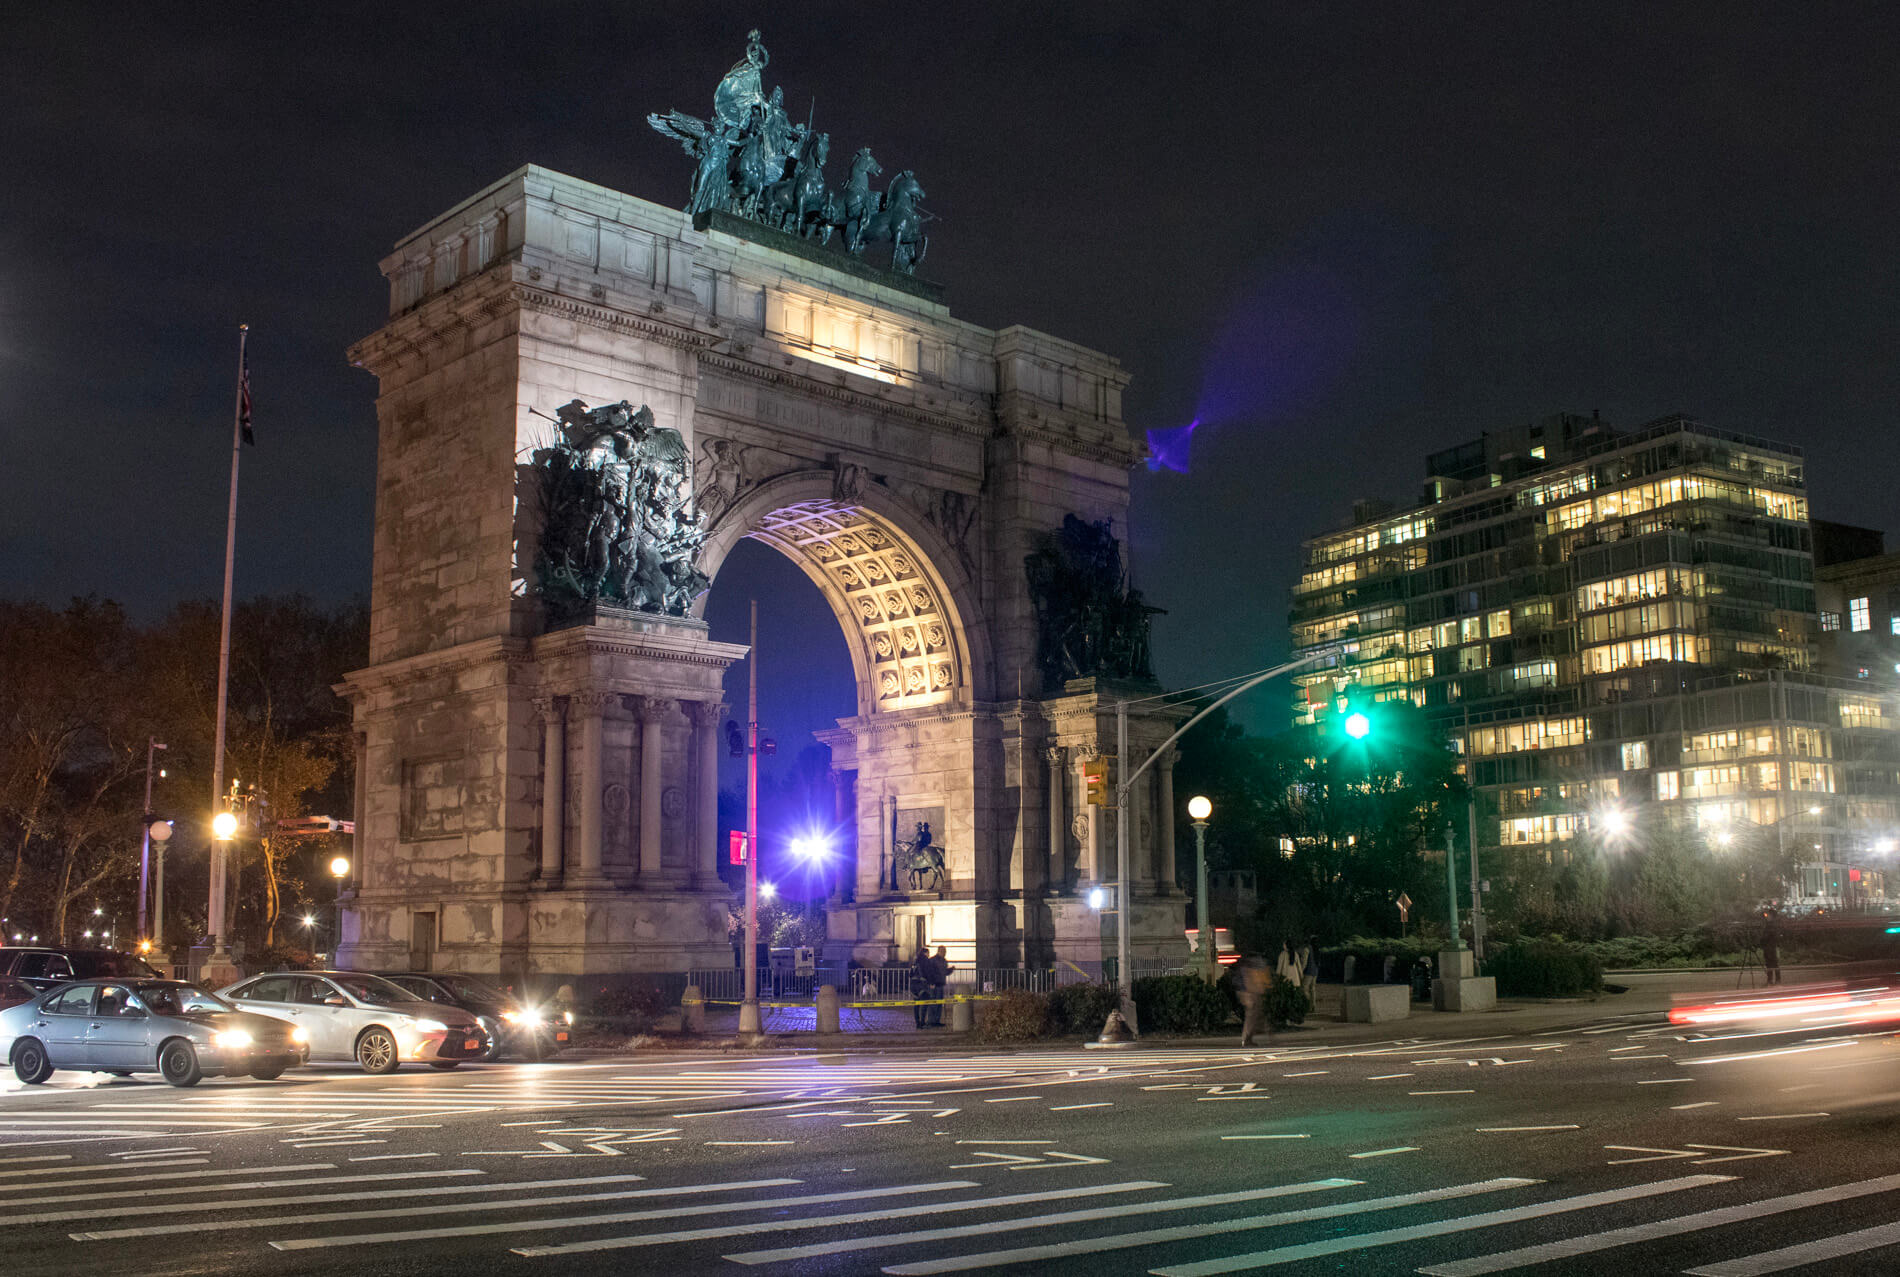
[7,1009,1900,1276]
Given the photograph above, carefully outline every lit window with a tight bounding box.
[1850,597,1871,631]
[1655,771,1680,800]
[1891,615,1899,636]
[1530,445,1546,459]
[1820,612,1842,632]
[1621,741,1650,770]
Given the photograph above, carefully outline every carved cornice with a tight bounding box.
[570,690,621,715]
[683,700,729,728]
[514,283,718,353]
[335,636,530,701]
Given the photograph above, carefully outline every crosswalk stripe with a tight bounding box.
[3,1168,493,1225]
[1421,1172,1900,1274]
[723,1179,1360,1265]
[1147,1174,1733,1274]
[71,1178,804,1241]
[0,1159,209,1182]
[876,1179,1540,1276]
[272,1180,985,1250]
[1685,1218,1900,1275]
[507,1181,1167,1259]
[0,1163,335,1199]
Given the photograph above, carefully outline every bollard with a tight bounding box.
[682,983,705,1034]
[950,992,973,1032]
[816,984,840,1035]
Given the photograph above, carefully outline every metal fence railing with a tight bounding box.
[684,960,1191,1007]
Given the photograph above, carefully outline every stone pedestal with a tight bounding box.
[1431,950,1496,1012]
[1346,984,1412,1023]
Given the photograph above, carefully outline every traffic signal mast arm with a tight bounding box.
[1112,646,1345,805]
[1109,644,1344,1026]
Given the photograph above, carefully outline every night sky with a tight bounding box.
[6,4,1899,764]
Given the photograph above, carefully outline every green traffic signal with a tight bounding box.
[1344,711,1371,740]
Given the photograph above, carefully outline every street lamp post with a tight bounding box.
[137,737,168,943]
[739,600,762,1037]
[1188,795,1215,980]
[1443,819,1464,951]
[329,855,350,959]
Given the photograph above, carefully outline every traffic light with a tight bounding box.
[1344,711,1371,739]
[1083,756,1111,806]
[729,830,749,864]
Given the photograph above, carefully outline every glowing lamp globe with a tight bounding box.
[329,856,350,879]
[1344,712,1371,740]
[211,811,239,840]
[1187,795,1213,821]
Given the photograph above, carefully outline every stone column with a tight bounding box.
[1045,746,1067,891]
[1075,749,1101,881]
[572,691,614,883]
[535,698,566,883]
[829,768,853,900]
[686,701,725,888]
[633,697,673,882]
[1158,748,1179,893]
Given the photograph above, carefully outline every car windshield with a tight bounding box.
[434,975,510,1007]
[136,983,231,1015]
[329,973,420,1005]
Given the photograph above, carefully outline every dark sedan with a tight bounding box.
[376,971,570,1060]
[0,979,309,1086]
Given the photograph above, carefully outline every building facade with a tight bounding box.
[1290,413,1900,904]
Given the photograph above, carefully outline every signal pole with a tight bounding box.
[738,600,762,1035]
[138,738,167,941]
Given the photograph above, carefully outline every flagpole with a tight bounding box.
[207,324,247,972]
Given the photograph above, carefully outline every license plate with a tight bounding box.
[555,1031,569,1043]
[464,1039,480,1051]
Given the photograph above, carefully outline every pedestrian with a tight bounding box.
[1761,909,1782,985]
[1237,954,1270,1047]
[1275,942,1298,987]
[1298,936,1318,1003]
[910,951,932,1028]
[928,945,952,1027]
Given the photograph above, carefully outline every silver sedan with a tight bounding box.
[0,979,310,1087]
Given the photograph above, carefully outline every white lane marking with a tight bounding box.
[0,1163,336,1197]
[1410,1090,1475,1096]
[1613,1054,1671,1061]
[1736,1113,1828,1121]
[5,1168,498,1224]
[1365,1073,1412,1080]
[71,1177,802,1241]
[0,1154,71,1165]
[724,1180,1360,1265]
[1680,1041,1856,1066]
[877,1178,1538,1275]
[1424,1172,1900,1275]
[505,1181,1163,1258]
[1636,1079,1694,1085]
[1673,1102,1720,1110]
[1148,1174,1732,1274]
[1281,1071,1328,1078]
[704,1141,794,1146]
[1686,1219,1900,1274]
[0,1159,208,1184]
[1048,1103,1112,1110]
[1348,1147,1419,1159]
[1604,1145,1787,1166]
[1476,1125,1578,1133]
[1221,1135,1306,1141]
[350,1153,440,1161]
[109,1146,200,1158]
[981,1096,1039,1103]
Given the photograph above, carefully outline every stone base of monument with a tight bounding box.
[1431,948,1497,1012]
[1346,984,1412,1023]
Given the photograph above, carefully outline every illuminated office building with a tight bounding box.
[1290,413,1900,901]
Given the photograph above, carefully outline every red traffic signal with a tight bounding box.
[729,830,749,865]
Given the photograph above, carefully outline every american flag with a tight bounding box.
[238,343,254,445]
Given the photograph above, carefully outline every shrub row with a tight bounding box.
[1485,938,1603,998]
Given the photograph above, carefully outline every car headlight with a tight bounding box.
[563,1010,574,1025]
[213,1029,253,1050]
[289,1026,310,1045]
[412,1019,447,1033]
[502,1008,544,1028]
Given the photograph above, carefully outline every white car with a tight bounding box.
[218,971,488,1074]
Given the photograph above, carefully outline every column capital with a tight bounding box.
[684,699,729,728]
[571,690,619,714]
[533,696,566,723]
[628,695,677,721]
[1043,745,1067,768]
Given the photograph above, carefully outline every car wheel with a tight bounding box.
[11,1039,53,1085]
[250,1061,287,1081]
[428,1060,461,1071]
[356,1028,399,1074]
[159,1040,202,1088]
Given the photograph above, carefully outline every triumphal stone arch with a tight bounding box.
[336,35,1189,981]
